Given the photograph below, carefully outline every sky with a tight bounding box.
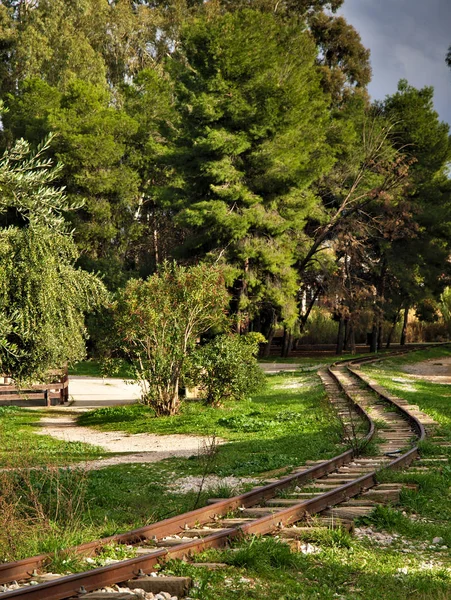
[338,0,451,127]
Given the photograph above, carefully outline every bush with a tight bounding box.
[189,333,266,406]
[111,262,229,416]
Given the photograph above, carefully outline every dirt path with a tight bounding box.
[402,356,451,384]
[37,416,225,470]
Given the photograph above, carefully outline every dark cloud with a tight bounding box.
[338,0,451,127]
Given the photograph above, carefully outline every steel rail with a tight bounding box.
[348,365,426,442]
[0,349,429,599]
[0,447,370,583]
[0,353,384,584]
[0,466,414,600]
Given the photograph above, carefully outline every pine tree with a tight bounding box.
[165,10,334,329]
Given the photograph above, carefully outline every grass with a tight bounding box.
[4,347,451,598]
[0,406,103,467]
[78,372,346,476]
[0,368,349,561]
[71,353,367,375]
[363,345,451,436]
[152,346,451,599]
[162,535,451,599]
[259,352,369,365]
[68,359,133,378]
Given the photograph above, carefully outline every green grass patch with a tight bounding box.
[163,536,451,599]
[68,359,133,378]
[259,352,368,365]
[78,372,346,476]
[363,346,451,434]
[0,406,103,467]
[0,368,349,561]
[341,346,451,572]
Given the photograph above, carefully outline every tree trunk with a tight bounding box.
[336,317,345,355]
[386,309,401,349]
[377,323,383,350]
[343,319,349,350]
[282,330,293,358]
[299,286,321,332]
[370,322,378,353]
[262,325,275,357]
[400,307,409,346]
[155,381,180,416]
[348,321,356,354]
[153,228,159,267]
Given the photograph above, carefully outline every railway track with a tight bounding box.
[0,350,436,599]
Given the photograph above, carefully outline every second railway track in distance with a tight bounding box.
[0,349,438,600]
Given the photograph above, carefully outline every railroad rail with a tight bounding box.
[0,349,436,599]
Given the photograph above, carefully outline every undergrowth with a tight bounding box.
[163,535,451,599]
[78,372,346,477]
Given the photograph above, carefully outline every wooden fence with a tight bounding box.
[0,368,69,407]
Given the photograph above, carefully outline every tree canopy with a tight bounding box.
[0,1,449,365]
[0,135,107,380]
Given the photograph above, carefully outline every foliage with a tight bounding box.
[78,371,344,477]
[4,78,142,287]
[0,0,449,354]
[308,10,371,105]
[167,9,334,328]
[111,262,229,415]
[188,332,266,406]
[0,136,107,380]
[439,287,451,333]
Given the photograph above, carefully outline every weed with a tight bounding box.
[224,536,303,572]
[192,435,219,510]
[0,463,91,561]
[358,504,402,529]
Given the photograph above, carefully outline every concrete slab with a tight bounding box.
[67,376,141,407]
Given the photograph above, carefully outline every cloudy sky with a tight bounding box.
[338,0,451,127]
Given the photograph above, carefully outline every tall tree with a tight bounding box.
[0,134,107,380]
[165,9,335,330]
[4,78,141,286]
[214,0,371,106]
[377,81,451,344]
[308,11,371,105]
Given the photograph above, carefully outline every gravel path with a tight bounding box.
[37,416,225,469]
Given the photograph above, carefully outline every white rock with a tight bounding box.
[300,543,320,555]
[433,537,444,544]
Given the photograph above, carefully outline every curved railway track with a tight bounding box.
[0,350,437,599]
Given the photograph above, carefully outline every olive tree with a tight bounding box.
[0,135,108,381]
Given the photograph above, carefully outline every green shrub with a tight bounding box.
[189,333,266,406]
[111,262,229,416]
